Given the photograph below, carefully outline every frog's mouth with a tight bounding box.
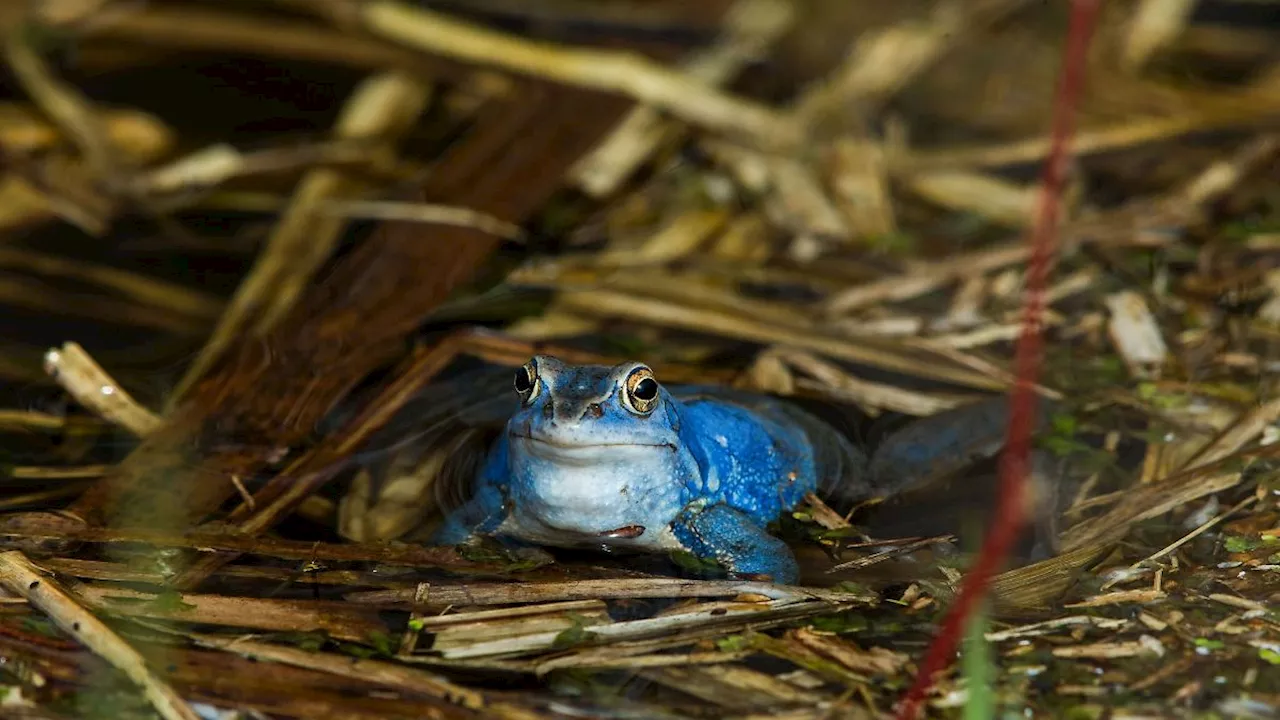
[599,524,645,539]
[510,431,676,453]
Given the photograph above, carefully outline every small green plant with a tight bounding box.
[552,614,596,649]
[1224,535,1261,553]
[669,550,725,575]
[146,589,196,613]
[961,602,995,719]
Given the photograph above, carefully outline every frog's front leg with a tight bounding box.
[433,438,511,545]
[672,503,800,584]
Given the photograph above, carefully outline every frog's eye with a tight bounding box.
[623,366,660,415]
[514,361,539,402]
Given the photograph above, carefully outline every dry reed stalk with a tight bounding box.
[904,169,1043,228]
[0,248,222,320]
[1120,0,1198,72]
[0,551,201,720]
[0,409,98,432]
[360,0,799,149]
[790,0,995,124]
[73,585,388,642]
[899,102,1280,172]
[8,465,109,480]
[4,27,123,182]
[549,287,1010,391]
[190,191,524,240]
[772,348,968,416]
[43,342,161,436]
[191,634,547,720]
[346,577,872,608]
[0,103,171,157]
[571,0,794,197]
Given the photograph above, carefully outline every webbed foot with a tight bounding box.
[673,504,800,584]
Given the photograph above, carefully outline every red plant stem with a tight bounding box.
[894,1,1102,717]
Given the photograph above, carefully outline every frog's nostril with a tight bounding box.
[542,402,553,419]
[586,403,603,419]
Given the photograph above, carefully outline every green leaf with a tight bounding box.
[1224,535,1260,553]
[367,630,396,656]
[810,613,869,634]
[1135,383,1188,409]
[814,526,869,540]
[1260,648,1280,665]
[866,231,918,255]
[1049,412,1079,436]
[20,616,62,638]
[456,540,548,571]
[1039,436,1095,457]
[1223,219,1280,242]
[1092,356,1127,383]
[269,630,329,652]
[831,581,871,596]
[716,634,751,652]
[552,615,596,649]
[336,641,380,659]
[669,550,724,574]
[147,589,196,613]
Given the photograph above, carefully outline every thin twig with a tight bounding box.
[321,199,524,240]
[43,342,161,436]
[346,578,874,608]
[1132,495,1260,569]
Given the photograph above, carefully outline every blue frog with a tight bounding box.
[433,355,1047,584]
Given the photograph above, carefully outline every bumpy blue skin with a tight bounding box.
[434,355,1013,585]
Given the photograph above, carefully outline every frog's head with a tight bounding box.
[506,355,680,455]
[500,355,689,547]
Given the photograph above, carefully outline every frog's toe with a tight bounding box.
[723,551,800,585]
[673,504,800,585]
[431,516,478,546]
[432,506,502,546]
